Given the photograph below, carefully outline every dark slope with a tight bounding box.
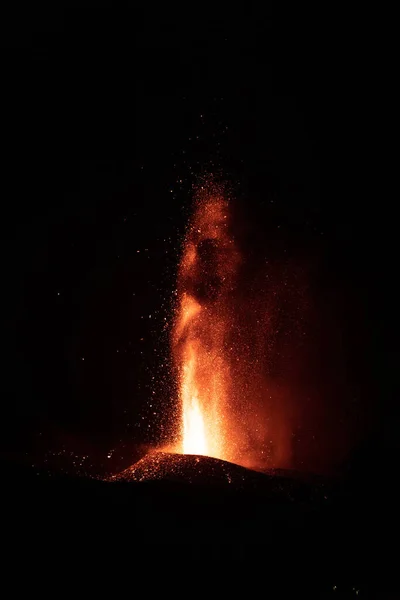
[2,454,398,595]
[110,451,328,501]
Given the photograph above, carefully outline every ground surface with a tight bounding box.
[2,453,398,596]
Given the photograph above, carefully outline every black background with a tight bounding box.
[2,7,398,477]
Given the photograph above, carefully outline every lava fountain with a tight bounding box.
[172,187,240,462]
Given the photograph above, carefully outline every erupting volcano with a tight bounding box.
[114,181,308,481]
[172,187,240,462]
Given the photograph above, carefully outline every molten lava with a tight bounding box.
[172,189,240,462]
[168,182,304,471]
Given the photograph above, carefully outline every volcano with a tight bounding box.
[109,451,328,505]
[111,451,267,486]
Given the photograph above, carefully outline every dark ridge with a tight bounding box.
[110,451,329,501]
[2,454,398,594]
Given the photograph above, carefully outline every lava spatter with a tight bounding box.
[172,185,240,462]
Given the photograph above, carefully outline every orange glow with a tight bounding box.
[172,187,239,462]
[182,344,207,455]
[173,293,201,341]
[168,182,299,471]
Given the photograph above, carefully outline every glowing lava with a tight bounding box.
[181,340,207,455]
[172,187,240,461]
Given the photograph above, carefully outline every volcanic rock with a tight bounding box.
[109,451,327,503]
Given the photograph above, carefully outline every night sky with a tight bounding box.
[2,7,398,476]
